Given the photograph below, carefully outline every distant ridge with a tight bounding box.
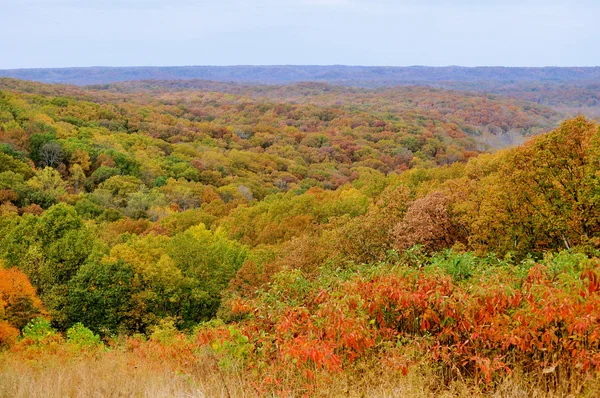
[1,65,600,86]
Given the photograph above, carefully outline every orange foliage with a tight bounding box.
[0,320,19,347]
[0,265,44,327]
[229,259,282,298]
[208,256,600,394]
[20,203,44,215]
[105,218,152,236]
[0,189,18,203]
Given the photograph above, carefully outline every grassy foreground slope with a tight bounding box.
[1,79,600,396]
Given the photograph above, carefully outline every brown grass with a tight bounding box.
[0,351,243,398]
[2,350,600,397]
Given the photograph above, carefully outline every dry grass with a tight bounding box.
[2,350,600,398]
[0,351,244,398]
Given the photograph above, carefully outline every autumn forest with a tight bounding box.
[1,73,600,397]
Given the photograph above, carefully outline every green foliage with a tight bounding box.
[21,317,59,345]
[0,152,34,178]
[66,322,102,348]
[212,325,253,369]
[73,195,105,219]
[87,166,121,187]
[399,245,429,268]
[0,144,27,162]
[264,269,312,307]
[1,203,91,329]
[543,250,588,282]
[67,260,134,335]
[149,319,178,344]
[33,202,83,245]
[28,133,56,166]
[431,250,479,281]
[27,167,67,205]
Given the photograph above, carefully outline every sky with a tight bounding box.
[1,0,599,69]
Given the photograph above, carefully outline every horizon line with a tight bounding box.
[2,64,600,71]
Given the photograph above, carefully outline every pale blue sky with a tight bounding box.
[1,0,599,69]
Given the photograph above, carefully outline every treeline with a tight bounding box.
[2,65,600,85]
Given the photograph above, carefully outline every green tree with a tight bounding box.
[67,260,135,334]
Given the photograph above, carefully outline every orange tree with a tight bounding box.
[0,260,45,347]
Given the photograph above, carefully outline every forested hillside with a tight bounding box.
[100,77,600,119]
[3,64,598,117]
[1,78,600,396]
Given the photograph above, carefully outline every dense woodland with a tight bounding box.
[2,65,599,117]
[1,77,600,396]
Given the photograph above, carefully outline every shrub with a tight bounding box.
[66,323,102,348]
[20,317,62,347]
[149,319,179,344]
